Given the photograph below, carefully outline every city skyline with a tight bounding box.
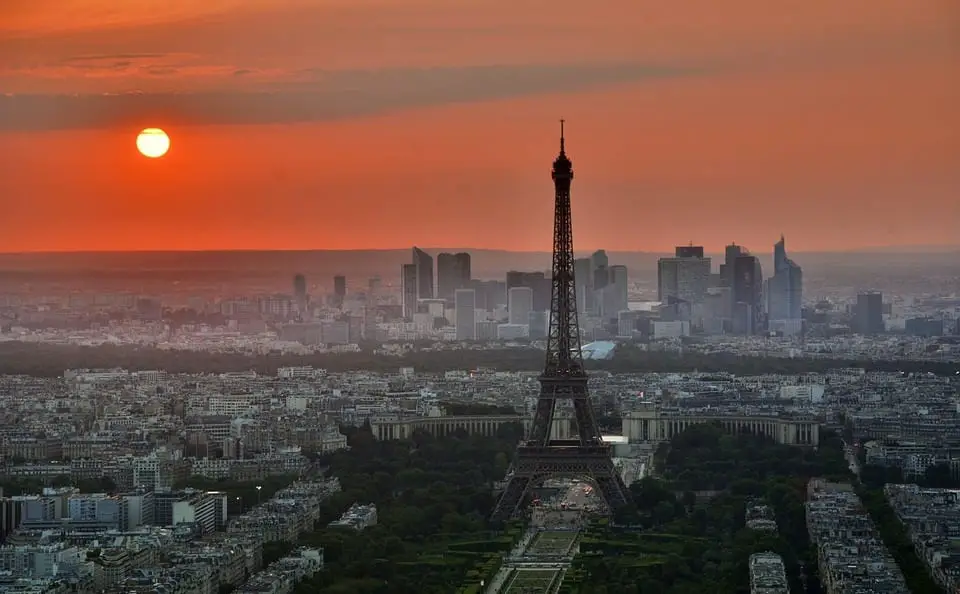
[1,0,957,253]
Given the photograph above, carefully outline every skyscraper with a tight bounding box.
[599,264,629,319]
[437,252,472,301]
[855,292,884,335]
[587,249,609,315]
[766,236,803,334]
[468,279,507,311]
[657,246,711,305]
[590,249,608,271]
[412,247,434,300]
[293,274,307,309]
[454,289,476,340]
[720,243,745,288]
[506,271,551,311]
[400,264,418,318]
[732,252,763,335]
[675,245,704,259]
[574,257,593,314]
[508,286,534,325]
[332,275,346,307]
[364,276,380,340]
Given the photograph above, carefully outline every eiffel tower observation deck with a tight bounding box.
[489,122,632,524]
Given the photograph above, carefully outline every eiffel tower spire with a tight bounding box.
[490,123,632,524]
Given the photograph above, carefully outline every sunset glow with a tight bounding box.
[0,0,957,252]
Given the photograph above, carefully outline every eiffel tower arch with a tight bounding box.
[490,122,632,524]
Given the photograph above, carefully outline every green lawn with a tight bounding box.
[503,569,561,594]
[528,531,577,556]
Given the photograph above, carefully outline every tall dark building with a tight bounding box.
[437,252,472,301]
[720,243,744,287]
[855,292,884,335]
[333,275,346,307]
[490,122,630,523]
[732,253,762,334]
[468,279,507,310]
[400,264,418,318]
[657,246,711,319]
[412,247,434,300]
[293,274,307,307]
[905,317,943,337]
[506,271,552,311]
[675,245,705,259]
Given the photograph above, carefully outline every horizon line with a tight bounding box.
[0,244,958,257]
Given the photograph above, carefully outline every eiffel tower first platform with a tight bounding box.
[489,122,632,524]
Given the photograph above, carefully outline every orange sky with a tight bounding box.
[0,0,957,253]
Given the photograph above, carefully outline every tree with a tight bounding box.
[569,423,852,593]
[292,428,524,593]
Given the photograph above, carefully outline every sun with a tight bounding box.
[136,128,170,158]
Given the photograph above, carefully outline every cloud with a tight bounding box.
[0,1,239,37]
[0,52,294,93]
[0,62,703,132]
[61,53,171,64]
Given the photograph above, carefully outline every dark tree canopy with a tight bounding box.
[0,342,955,377]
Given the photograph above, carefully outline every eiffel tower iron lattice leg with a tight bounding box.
[490,121,632,524]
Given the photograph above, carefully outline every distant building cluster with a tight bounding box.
[1,237,958,358]
[655,238,803,337]
[401,247,626,342]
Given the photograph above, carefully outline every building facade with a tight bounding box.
[437,252,472,301]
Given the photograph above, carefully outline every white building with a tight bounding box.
[497,324,529,340]
[652,320,690,339]
[172,492,227,534]
[508,287,534,326]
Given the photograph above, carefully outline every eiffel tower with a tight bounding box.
[490,122,632,524]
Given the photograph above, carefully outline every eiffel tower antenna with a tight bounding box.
[490,122,632,524]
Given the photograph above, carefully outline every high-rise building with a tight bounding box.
[454,289,476,340]
[587,249,609,315]
[528,310,549,339]
[506,271,551,311]
[293,274,307,308]
[732,252,763,335]
[412,247,434,300]
[766,235,803,334]
[333,275,346,307]
[855,292,884,335]
[508,286,534,326]
[437,252,472,301]
[363,276,380,341]
[657,246,711,305]
[469,279,507,311]
[574,257,593,314]
[675,245,704,259]
[720,244,745,287]
[590,249,608,272]
[599,264,629,319]
[400,264,418,318]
